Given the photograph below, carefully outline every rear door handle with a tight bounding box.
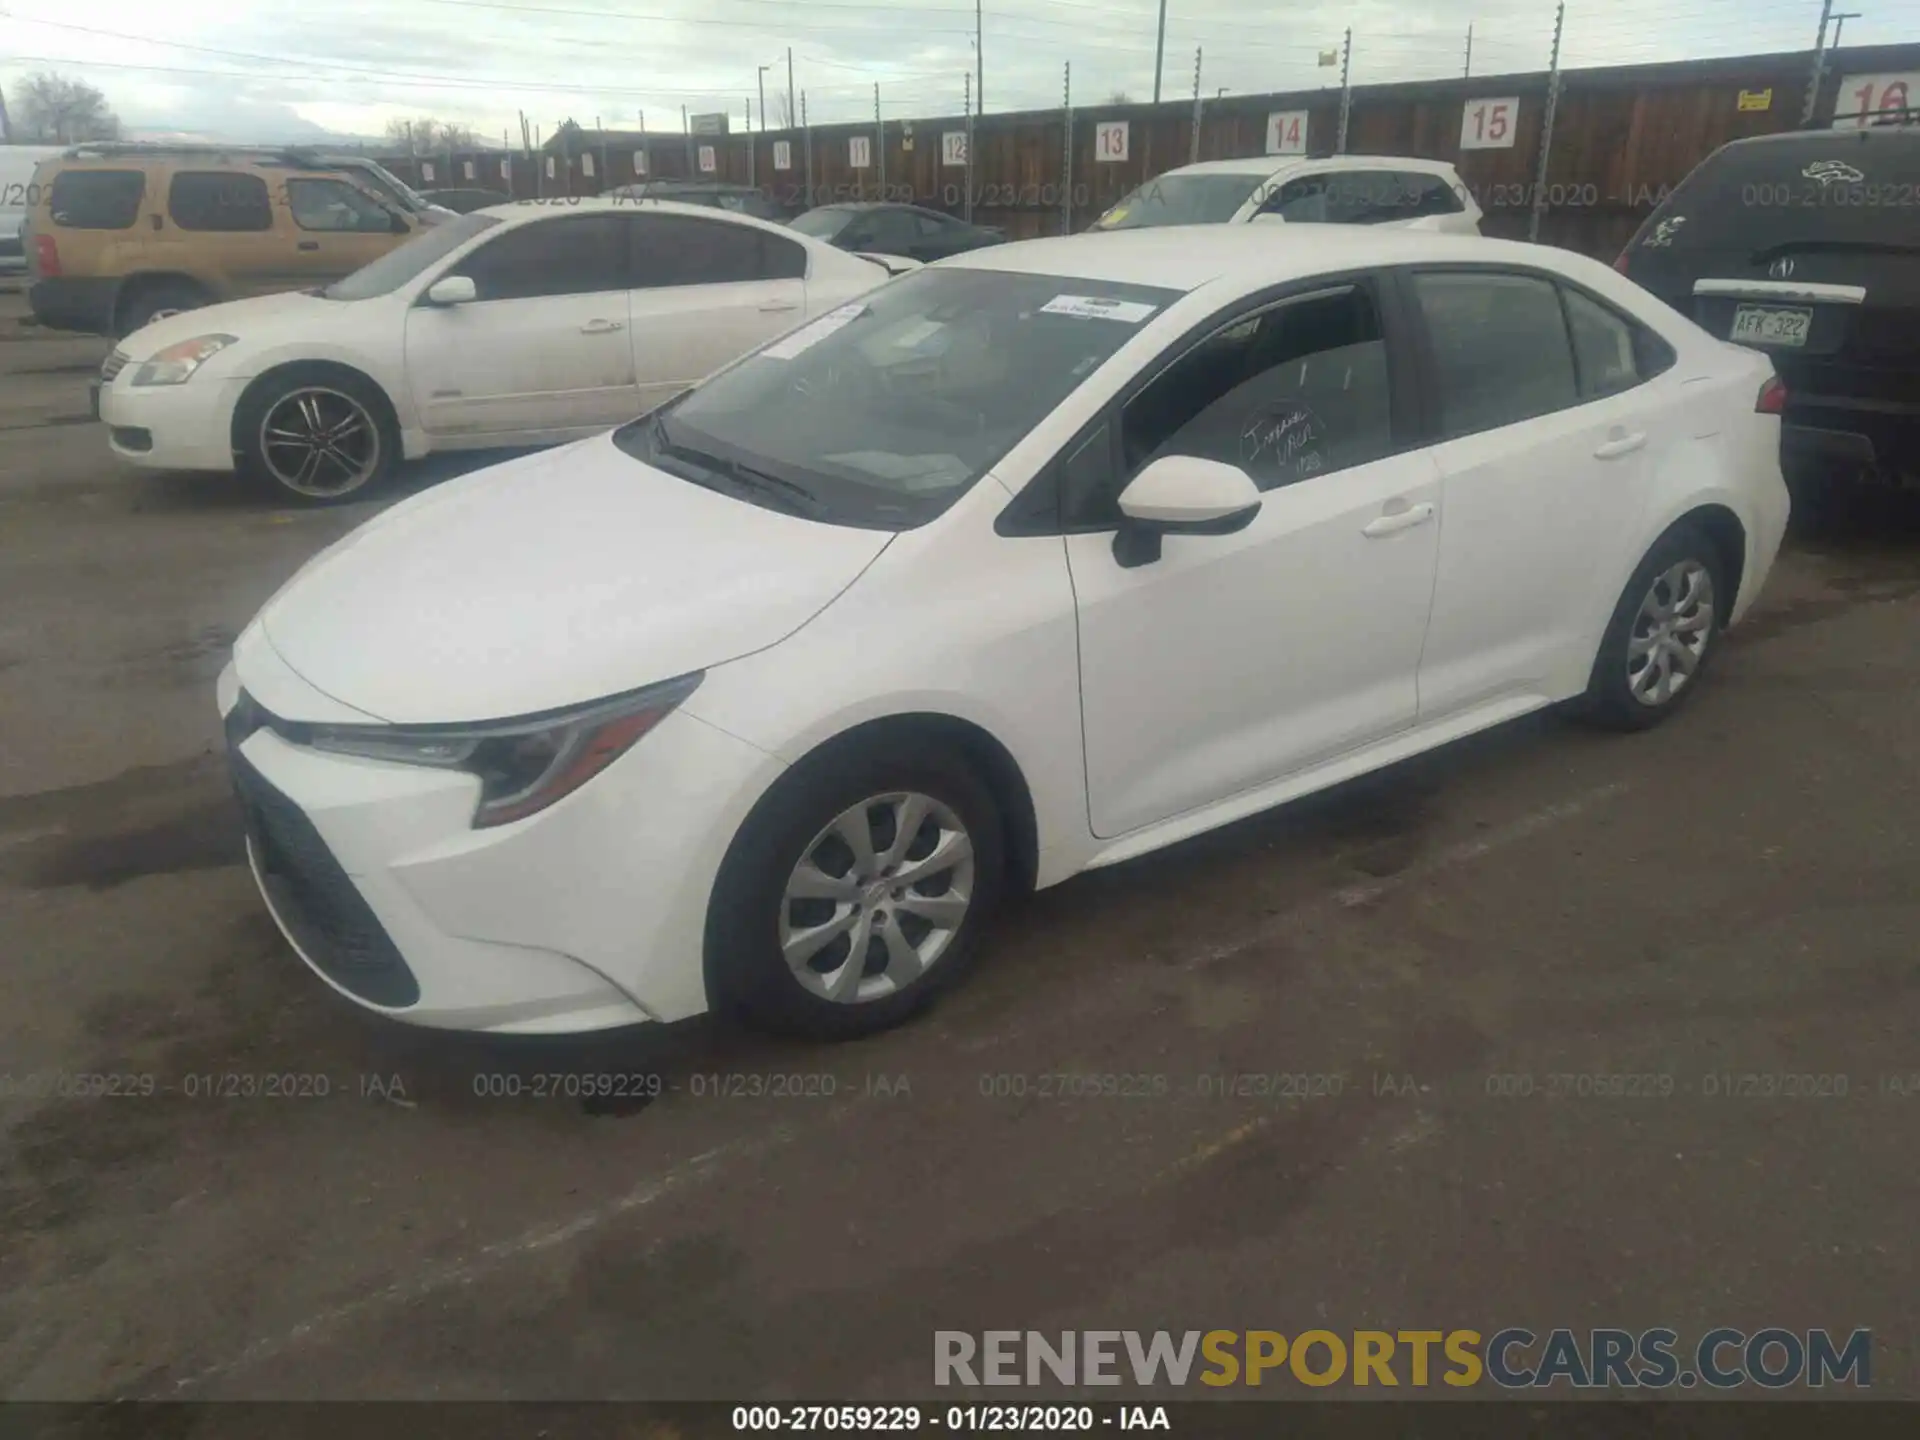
[758,300,800,313]
[297,241,319,251]
[1361,500,1436,538]
[579,318,625,334]
[1593,429,1648,459]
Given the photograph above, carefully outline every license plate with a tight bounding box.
[1730,304,1812,347]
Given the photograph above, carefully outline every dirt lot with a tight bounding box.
[1,282,1917,1405]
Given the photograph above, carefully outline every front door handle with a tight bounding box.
[758,300,800,313]
[579,318,625,334]
[1593,429,1648,460]
[297,241,319,251]
[1362,500,1436,538]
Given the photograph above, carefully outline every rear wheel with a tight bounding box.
[707,740,1005,1040]
[1572,526,1727,731]
[116,280,208,337]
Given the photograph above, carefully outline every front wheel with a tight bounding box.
[707,741,1006,1040]
[1572,526,1727,731]
[234,370,398,505]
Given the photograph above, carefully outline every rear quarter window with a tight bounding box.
[47,170,145,229]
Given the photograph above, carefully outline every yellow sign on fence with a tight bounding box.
[1738,88,1774,112]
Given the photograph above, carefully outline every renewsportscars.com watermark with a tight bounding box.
[934,1328,1872,1390]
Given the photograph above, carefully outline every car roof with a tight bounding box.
[1157,153,1461,179]
[474,195,800,237]
[941,224,1555,293]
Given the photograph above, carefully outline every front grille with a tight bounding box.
[227,697,420,1008]
[100,349,129,383]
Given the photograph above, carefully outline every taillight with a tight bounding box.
[1756,376,1787,415]
[33,234,60,277]
[1612,250,1631,274]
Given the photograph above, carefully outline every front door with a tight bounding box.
[625,212,810,410]
[1065,279,1442,838]
[403,212,638,439]
[281,175,409,285]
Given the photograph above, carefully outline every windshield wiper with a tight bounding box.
[649,417,822,517]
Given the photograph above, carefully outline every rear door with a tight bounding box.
[402,211,639,438]
[153,168,281,298]
[625,211,809,409]
[1621,131,1920,443]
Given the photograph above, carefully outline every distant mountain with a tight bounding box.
[118,95,385,150]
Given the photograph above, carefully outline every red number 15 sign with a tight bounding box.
[1460,96,1519,149]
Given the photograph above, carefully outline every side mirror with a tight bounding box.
[1111,455,1262,569]
[425,275,477,306]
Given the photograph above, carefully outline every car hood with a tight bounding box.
[120,289,348,359]
[257,432,894,724]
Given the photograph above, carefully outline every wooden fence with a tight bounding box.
[384,42,1920,260]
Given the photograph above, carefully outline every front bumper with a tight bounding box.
[98,372,249,473]
[218,648,784,1034]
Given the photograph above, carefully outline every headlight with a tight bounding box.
[303,673,702,829]
[131,334,238,387]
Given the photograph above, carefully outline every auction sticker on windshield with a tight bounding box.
[1039,295,1159,323]
[761,303,869,360]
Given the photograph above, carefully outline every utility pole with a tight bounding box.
[1336,28,1354,153]
[1465,23,1473,79]
[1153,0,1169,104]
[964,71,974,222]
[638,108,648,181]
[682,104,692,175]
[1189,46,1203,165]
[1529,0,1566,242]
[803,90,813,206]
[976,0,985,116]
[875,82,885,196]
[758,66,770,132]
[787,48,796,131]
[1062,62,1073,235]
[747,98,755,187]
[596,114,608,193]
[1832,11,1861,52]
[1802,0,1835,124]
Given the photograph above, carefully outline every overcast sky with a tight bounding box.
[1,0,1915,145]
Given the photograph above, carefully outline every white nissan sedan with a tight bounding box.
[94,199,901,503]
[218,226,1789,1040]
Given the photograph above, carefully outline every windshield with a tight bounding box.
[614,267,1182,529]
[789,208,856,239]
[1090,173,1266,230]
[1638,134,1920,252]
[321,211,499,300]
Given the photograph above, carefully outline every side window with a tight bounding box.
[167,172,272,233]
[1561,287,1640,398]
[1404,173,1465,216]
[450,214,628,300]
[47,170,146,229]
[1261,176,1327,223]
[1411,271,1578,437]
[913,213,948,236]
[862,211,917,250]
[286,178,393,234]
[629,214,803,285]
[1067,285,1396,526]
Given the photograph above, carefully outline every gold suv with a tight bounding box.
[25,144,431,337]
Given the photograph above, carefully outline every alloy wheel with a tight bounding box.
[778,791,975,1004]
[259,387,382,499]
[1627,559,1715,706]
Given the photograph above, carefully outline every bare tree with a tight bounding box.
[384,117,478,153]
[1106,90,1133,105]
[15,72,121,144]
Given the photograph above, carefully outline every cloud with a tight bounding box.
[2,0,1912,146]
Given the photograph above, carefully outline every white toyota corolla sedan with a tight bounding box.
[94,199,905,503]
[217,226,1789,1040]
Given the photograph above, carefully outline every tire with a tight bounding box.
[233,367,400,505]
[116,280,207,337]
[1571,525,1728,732]
[706,737,1006,1041]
